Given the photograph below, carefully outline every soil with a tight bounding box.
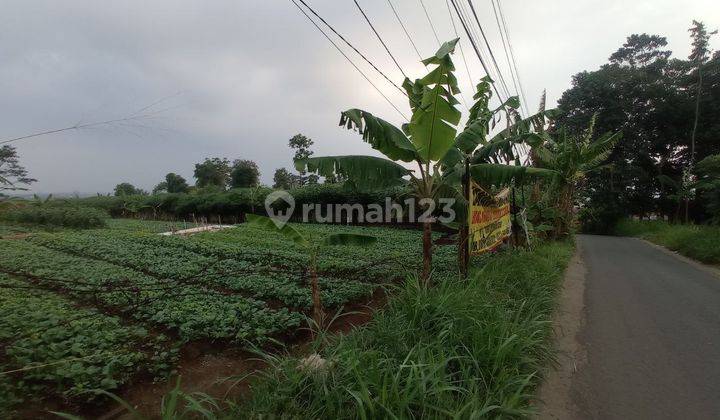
[94,287,388,419]
[533,239,587,419]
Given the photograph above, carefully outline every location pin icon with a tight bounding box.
[264,190,295,228]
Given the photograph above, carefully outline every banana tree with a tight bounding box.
[530,115,621,236]
[246,214,376,328]
[297,40,555,283]
[438,77,556,267]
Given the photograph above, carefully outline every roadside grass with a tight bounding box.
[615,219,720,264]
[222,240,575,418]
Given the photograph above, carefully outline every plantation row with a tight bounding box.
[27,230,378,308]
[0,239,303,342]
[0,275,177,409]
[0,220,438,412]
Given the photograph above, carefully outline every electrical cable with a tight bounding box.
[289,0,409,121]
[418,0,441,46]
[353,0,408,79]
[386,0,425,64]
[496,0,530,116]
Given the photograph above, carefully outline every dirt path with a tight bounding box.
[537,235,720,419]
[534,238,587,419]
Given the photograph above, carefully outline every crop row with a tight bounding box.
[0,240,302,342]
[29,231,376,308]
[0,275,176,411]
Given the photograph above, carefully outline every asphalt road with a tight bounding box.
[571,235,720,419]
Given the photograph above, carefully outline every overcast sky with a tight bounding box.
[3,0,718,194]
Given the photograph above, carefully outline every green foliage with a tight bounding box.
[615,219,720,264]
[114,182,147,197]
[556,23,720,221]
[164,173,190,194]
[194,158,231,188]
[233,241,574,418]
[229,159,260,188]
[695,154,720,223]
[578,190,625,234]
[339,109,417,162]
[54,184,410,221]
[0,275,176,410]
[272,167,298,189]
[1,206,108,229]
[295,156,411,190]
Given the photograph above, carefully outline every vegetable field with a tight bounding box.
[0,219,443,414]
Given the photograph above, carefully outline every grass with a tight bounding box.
[224,240,574,418]
[615,219,720,264]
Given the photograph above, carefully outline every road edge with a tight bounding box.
[534,237,587,419]
[634,238,720,279]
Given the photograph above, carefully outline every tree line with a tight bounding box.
[112,133,345,197]
[557,20,720,230]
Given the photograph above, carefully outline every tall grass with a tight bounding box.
[229,241,574,418]
[615,219,720,264]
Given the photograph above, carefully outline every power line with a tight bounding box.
[289,0,408,121]
[386,0,425,65]
[465,0,513,105]
[490,0,521,106]
[1,115,158,145]
[495,0,530,116]
[294,0,407,99]
[444,0,472,111]
[449,0,503,102]
[353,0,408,79]
[455,0,509,103]
[418,0,441,46]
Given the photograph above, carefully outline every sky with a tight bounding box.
[2,0,719,194]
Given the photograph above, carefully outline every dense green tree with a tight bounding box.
[272,168,299,189]
[694,154,720,222]
[230,159,260,188]
[114,183,146,196]
[194,158,231,189]
[556,22,720,223]
[165,173,189,193]
[152,181,168,194]
[152,173,189,194]
[0,145,35,195]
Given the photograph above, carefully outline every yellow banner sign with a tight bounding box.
[468,181,511,255]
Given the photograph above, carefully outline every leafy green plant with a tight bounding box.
[530,114,621,236]
[246,214,376,327]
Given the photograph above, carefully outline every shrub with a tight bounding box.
[64,184,412,221]
[615,219,720,264]
[1,206,108,229]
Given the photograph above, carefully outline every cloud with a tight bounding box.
[1,0,717,193]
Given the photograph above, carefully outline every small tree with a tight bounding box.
[230,159,260,188]
[194,158,231,188]
[289,134,314,186]
[165,173,189,193]
[273,168,299,189]
[530,115,621,235]
[0,145,36,195]
[114,183,146,196]
[247,214,376,327]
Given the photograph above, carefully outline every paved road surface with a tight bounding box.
[572,235,720,419]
